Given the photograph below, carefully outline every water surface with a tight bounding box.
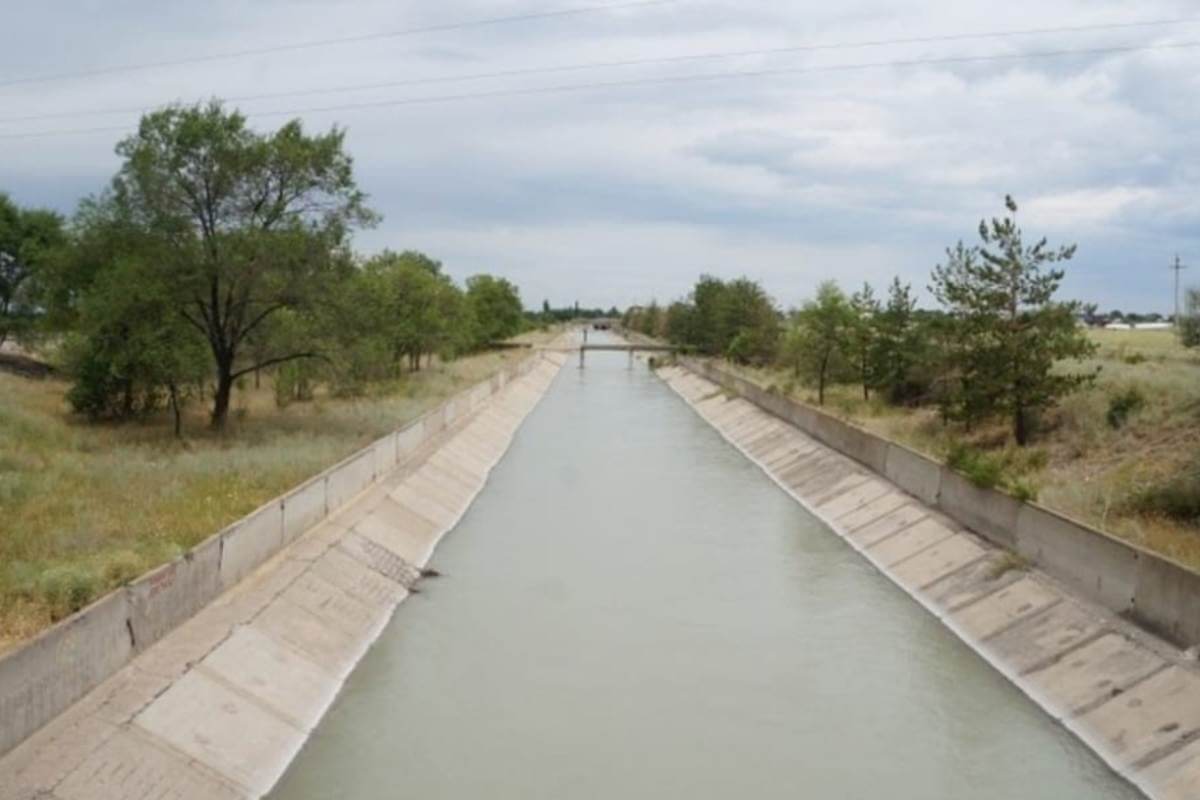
[271,335,1139,800]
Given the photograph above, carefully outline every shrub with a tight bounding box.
[1130,467,1200,523]
[946,442,1004,489]
[1106,386,1146,429]
[1010,478,1040,503]
[37,564,101,620]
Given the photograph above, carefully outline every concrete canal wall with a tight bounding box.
[0,350,568,800]
[678,358,1200,648]
[660,361,1200,800]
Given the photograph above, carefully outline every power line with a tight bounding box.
[3,15,1198,126]
[3,38,1198,141]
[0,0,677,90]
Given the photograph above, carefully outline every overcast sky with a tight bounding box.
[2,1,1198,312]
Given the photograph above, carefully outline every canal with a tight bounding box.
[270,335,1139,799]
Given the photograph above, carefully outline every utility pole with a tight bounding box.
[1171,255,1188,324]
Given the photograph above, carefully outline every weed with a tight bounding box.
[946,442,1004,489]
[37,564,102,621]
[1106,386,1146,429]
[1130,463,1200,523]
[986,550,1031,580]
[1010,478,1040,503]
[0,336,556,646]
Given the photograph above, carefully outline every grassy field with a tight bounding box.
[0,331,558,650]
[727,328,1200,569]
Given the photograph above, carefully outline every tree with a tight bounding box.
[465,274,523,347]
[664,300,696,345]
[721,278,780,364]
[64,257,208,436]
[666,275,779,361]
[0,194,65,348]
[1180,288,1200,348]
[639,300,664,337]
[868,278,929,405]
[849,283,879,400]
[790,281,855,405]
[930,196,1096,445]
[105,101,375,429]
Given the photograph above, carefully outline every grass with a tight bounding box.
[725,328,1200,570]
[0,330,558,650]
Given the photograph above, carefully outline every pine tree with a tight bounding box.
[930,196,1096,444]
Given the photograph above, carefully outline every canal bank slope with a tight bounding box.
[0,350,568,800]
[658,363,1200,800]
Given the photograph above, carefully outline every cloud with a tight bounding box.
[1,0,1198,313]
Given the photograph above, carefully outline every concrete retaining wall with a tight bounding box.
[0,351,547,760]
[679,357,1200,649]
[0,591,133,757]
[127,535,222,651]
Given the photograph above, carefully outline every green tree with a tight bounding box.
[930,196,1096,444]
[664,300,696,345]
[849,282,880,400]
[64,257,208,436]
[465,274,523,347]
[790,281,855,405]
[639,300,663,337]
[721,278,780,364]
[0,194,65,347]
[104,101,375,429]
[868,278,929,405]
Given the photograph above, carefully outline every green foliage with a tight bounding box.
[849,283,880,400]
[101,101,376,428]
[1130,462,1200,523]
[945,441,1046,500]
[0,194,66,347]
[945,442,1005,489]
[465,274,524,348]
[867,279,934,405]
[930,196,1097,444]
[1106,386,1146,429]
[63,257,208,429]
[36,563,102,621]
[1010,478,1040,503]
[785,281,856,405]
[637,275,779,363]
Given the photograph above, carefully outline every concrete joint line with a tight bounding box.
[1072,663,1173,722]
[1132,724,1200,773]
[913,552,992,592]
[1018,627,1119,678]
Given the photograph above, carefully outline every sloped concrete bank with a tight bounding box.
[0,349,568,800]
[659,362,1200,800]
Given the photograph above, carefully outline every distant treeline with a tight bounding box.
[536,301,620,323]
[0,102,527,433]
[624,196,1200,446]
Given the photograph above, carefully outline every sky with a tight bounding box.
[1,0,1198,313]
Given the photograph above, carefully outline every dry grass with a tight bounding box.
[0,331,559,649]
[729,328,1200,569]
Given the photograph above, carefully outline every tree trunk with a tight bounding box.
[818,351,829,405]
[1014,405,1028,446]
[168,383,182,439]
[212,358,234,430]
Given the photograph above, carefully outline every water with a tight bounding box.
[270,336,1140,800]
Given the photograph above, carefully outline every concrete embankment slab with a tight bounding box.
[0,349,568,800]
[656,363,1200,800]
